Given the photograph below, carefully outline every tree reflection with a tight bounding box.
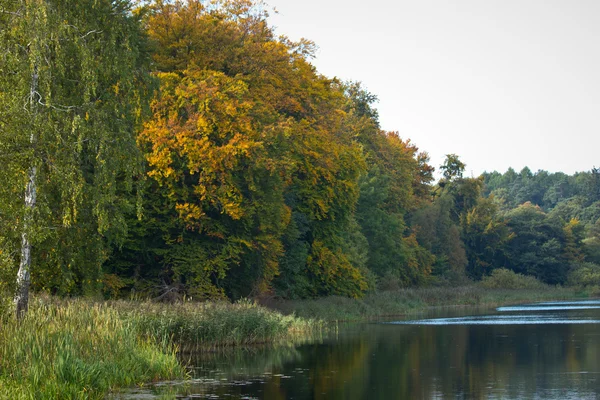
[135,310,600,399]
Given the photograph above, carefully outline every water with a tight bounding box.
[112,300,600,399]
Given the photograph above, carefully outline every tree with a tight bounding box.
[505,203,570,284]
[461,196,513,279]
[411,194,467,279]
[439,154,465,182]
[0,0,150,316]
[116,0,370,299]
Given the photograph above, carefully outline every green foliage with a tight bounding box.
[0,297,183,399]
[411,194,467,278]
[128,299,322,349]
[567,262,600,287]
[107,0,373,299]
[274,210,313,298]
[483,167,600,221]
[504,203,571,284]
[584,240,600,266]
[480,268,548,290]
[4,0,596,304]
[348,85,435,287]
[306,241,368,298]
[0,238,17,295]
[440,154,466,181]
[0,0,151,295]
[479,166,600,286]
[461,196,513,279]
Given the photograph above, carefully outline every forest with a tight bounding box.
[1,0,599,306]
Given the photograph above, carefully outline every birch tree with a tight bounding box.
[0,0,151,317]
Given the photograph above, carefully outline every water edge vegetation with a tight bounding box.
[1,278,597,398]
[0,295,321,399]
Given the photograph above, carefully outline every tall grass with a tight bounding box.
[268,284,584,322]
[123,299,323,350]
[0,296,321,398]
[0,297,184,399]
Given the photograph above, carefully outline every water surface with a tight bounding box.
[112,299,600,399]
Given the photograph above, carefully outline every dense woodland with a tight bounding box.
[1,0,599,304]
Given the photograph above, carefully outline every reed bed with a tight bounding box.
[268,284,585,322]
[121,299,323,350]
[0,297,183,399]
[0,296,320,399]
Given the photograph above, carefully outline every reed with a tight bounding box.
[121,298,323,350]
[268,284,584,322]
[0,295,321,398]
[0,296,184,399]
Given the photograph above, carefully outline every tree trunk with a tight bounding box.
[15,167,36,319]
[15,66,38,320]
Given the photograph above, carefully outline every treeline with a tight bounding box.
[413,164,600,286]
[0,0,598,304]
[481,168,600,285]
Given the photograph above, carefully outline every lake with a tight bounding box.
[114,299,600,399]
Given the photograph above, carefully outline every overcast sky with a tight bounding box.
[266,0,600,177]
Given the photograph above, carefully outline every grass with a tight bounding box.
[118,298,323,350]
[267,284,589,322]
[0,296,321,399]
[0,297,184,400]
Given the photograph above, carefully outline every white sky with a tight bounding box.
[266,0,600,176]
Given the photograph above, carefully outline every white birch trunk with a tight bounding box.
[15,66,38,319]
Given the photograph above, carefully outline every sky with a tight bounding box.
[265,0,600,177]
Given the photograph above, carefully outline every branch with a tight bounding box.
[22,91,83,113]
[79,30,103,40]
[64,25,103,40]
[36,95,79,112]
[0,8,21,17]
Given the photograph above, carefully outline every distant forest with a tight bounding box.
[1,0,598,301]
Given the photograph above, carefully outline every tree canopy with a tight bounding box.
[1,0,599,309]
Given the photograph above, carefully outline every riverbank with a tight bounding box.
[0,285,593,398]
[266,285,594,322]
[0,296,320,399]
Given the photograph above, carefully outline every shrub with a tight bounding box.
[568,262,600,287]
[480,268,548,290]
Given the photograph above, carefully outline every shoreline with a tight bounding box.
[264,285,594,322]
[1,286,594,398]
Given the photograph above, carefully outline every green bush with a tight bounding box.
[568,262,600,287]
[480,268,548,290]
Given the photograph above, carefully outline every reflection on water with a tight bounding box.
[533,300,600,305]
[111,300,600,399]
[497,306,600,311]
[388,314,600,325]
[497,300,600,312]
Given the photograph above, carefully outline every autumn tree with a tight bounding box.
[105,0,370,299]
